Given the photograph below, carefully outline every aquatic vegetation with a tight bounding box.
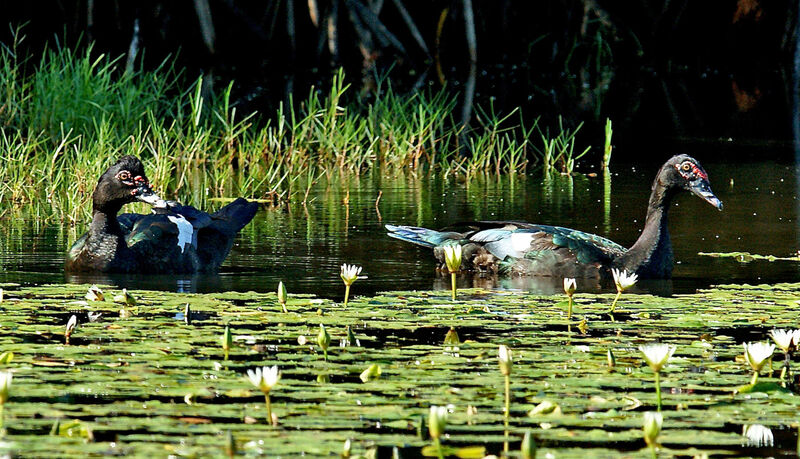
[743,424,774,448]
[0,371,10,429]
[222,325,232,360]
[498,344,512,453]
[642,411,662,457]
[0,283,796,455]
[359,364,381,383]
[606,348,615,371]
[277,281,288,313]
[563,277,576,319]
[85,285,104,301]
[443,245,463,301]
[340,264,364,307]
[639,343,676,412]
[318,324,331,361]
[742,342,775,385]
[609,268,638,312]
[769,329,799,381]
[113,288,137,306]
[428,405,448,459]
[520,429,536,459]
[64,315,77,345]
[246,366,281,425]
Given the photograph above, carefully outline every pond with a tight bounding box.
[1,155,798,298]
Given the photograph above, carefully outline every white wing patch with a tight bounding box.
[509,232,534,256]
[167,215,194,253]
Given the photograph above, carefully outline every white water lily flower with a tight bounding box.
[639,343,676,373]
[642,411,662,446]
[563,278,577,296]
[247,365,281,393]
[442,244,463,273]
[498,345,512,376]
[743,342,774,372]
[769,329,797,352]
[611,268,638,291]
[428,405,448,439]
[340,264,365,286]
[743,424,774,447]
[0,371,11,404]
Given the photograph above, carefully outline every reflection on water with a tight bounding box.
[1,158,798,297]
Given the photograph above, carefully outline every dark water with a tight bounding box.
[1,156,798,298]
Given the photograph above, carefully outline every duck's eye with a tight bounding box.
[117,171,131,181]
[681,162,692,172]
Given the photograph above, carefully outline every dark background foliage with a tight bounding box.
[2,0,796,159]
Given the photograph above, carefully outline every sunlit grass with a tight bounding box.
[0,36,606,224]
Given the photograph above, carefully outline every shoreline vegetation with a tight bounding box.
[0,37,608,224]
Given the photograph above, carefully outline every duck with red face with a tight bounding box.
[387,154,723,280]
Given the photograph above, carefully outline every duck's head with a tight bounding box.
[660,154,723,210]
[93,156,163,212]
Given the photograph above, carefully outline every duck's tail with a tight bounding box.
[385,224,461,248]
[210,198,259,235]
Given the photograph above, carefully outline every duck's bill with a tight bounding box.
[133,183,168,208]
[690,179,723,210]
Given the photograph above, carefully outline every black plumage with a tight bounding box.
[65,156,259,273]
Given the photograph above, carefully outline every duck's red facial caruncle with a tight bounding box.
[675,160,708,181]
[675,160,722,211]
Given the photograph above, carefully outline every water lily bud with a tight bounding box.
[359,364,381,382]
[607,348,615,370]
[65,315,78,340]
[184,304,191,325]
[498,345,512,376]
[443,244,463,274]
[318,324,331,352]
[443,328,460,346]
[224,430,236,458]
[222,325,232,358]
[521,429,537,459]
[345,325,360,347]
[277,281,287,307]
[642,411,662,446]
[0,371,12,405]
[563,278,576,297]
[428,405,448,440]
[342,438,352,458]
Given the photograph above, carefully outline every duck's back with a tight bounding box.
[125,198,258,273]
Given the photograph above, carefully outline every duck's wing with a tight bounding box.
[118,213,147,234]
[125,211,200,273]
[469,222,626,265]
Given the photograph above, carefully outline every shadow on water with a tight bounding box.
[1,155,799,298]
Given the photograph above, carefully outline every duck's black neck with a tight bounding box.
[618,179,678,278]
[89,203,124,239]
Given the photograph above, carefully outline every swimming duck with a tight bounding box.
[65,156,259,273]
[386,154,723,279]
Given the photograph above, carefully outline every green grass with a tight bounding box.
[0,35,604,223]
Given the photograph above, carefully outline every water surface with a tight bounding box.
[1,157,798,297]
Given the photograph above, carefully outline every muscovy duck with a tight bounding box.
[65,156,259,273]
[386,154,723,279]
